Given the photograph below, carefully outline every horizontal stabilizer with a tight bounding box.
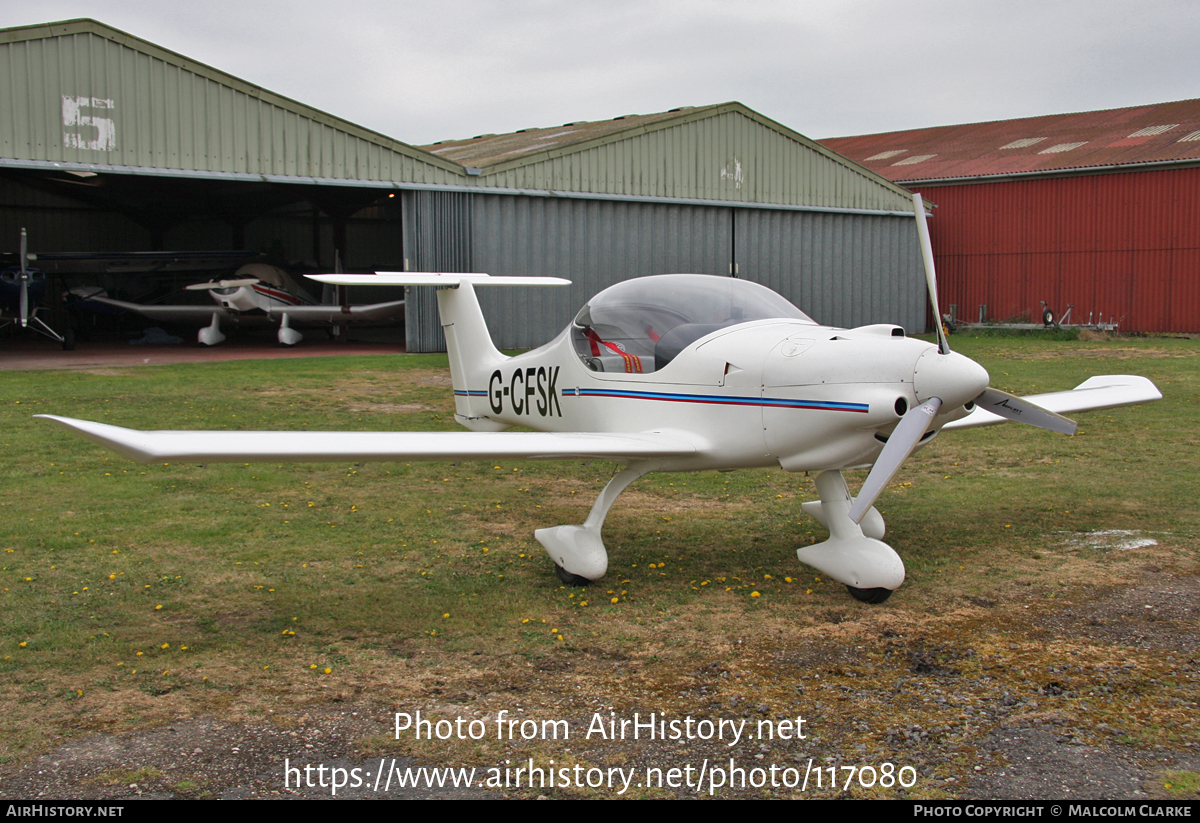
[307,272,571,287]
[943,375,1161,430]
[36,416,696,464]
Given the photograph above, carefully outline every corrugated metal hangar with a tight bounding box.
[1,18,926,352]
[823,99,1200,333]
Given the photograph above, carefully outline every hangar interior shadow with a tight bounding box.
[0,169,406,343]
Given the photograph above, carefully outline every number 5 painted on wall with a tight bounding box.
[62,95,116,151]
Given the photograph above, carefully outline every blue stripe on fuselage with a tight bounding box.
[554,387,868,413]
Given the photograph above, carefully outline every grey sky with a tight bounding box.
[4,0,1199,146]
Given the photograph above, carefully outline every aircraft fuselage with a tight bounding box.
[455,318,966,474]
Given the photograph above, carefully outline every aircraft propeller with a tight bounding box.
[18,228,29,327]
[847,193,1077,523]
[186,277,261,291]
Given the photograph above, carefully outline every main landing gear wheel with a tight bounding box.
[846,585,893,604]
[555,564,592,587]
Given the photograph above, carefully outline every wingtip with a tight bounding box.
[36,414,157,463]
[34,413,75,427]
[35,414,106,433]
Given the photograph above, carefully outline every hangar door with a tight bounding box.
[405,193,732,352]
[733,209,925,333]
[404,192,924,352]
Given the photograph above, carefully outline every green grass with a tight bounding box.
[952,326,1082,341]
[1161,770,1200,799]
[0,337,1196,791]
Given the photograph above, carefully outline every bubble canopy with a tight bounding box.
[572,274,815,373]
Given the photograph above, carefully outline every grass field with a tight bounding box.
[1,334,1196,798]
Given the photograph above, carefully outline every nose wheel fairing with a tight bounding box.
[795,470,905,593]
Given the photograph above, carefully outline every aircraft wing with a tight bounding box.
[942,375,1162,431]
[71,294,230,323]
[31,250,259,274]
[308,273,571,287]
[36,416,699,464]
[264,300,406,323]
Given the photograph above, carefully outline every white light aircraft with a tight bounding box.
[72,263,406,346]
[39,195,1161,603]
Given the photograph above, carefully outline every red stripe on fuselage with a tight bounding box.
[252,284,302,306]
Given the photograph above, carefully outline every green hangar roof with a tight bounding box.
[0,18,465,187]
[0,19,912,214]
[421,103,917,213]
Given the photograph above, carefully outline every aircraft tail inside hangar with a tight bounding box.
[0,18,926,351]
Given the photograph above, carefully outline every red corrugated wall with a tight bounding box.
[913,167,1200,332]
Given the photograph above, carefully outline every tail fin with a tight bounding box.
[438,281,505,428]
[307,272,570,430]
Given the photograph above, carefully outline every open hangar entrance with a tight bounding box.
[0,166,407,343]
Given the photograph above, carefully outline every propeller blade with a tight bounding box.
[186,277,261,291]
[913,193,950,355]
[18,276,28,326]
[849,397,943,523]
[18,227,28,325]
[974,388,1078,435]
